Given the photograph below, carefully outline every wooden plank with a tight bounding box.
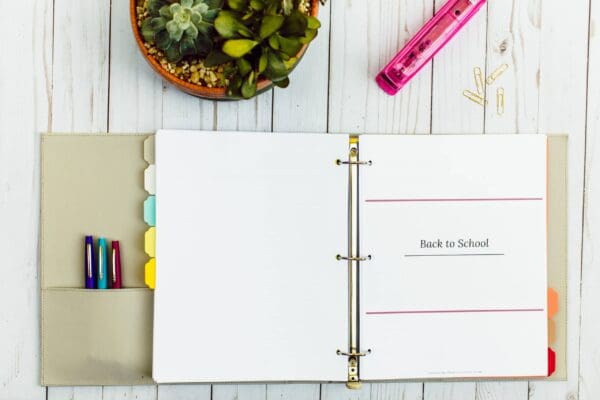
[215,94,273,132]
[103,386,157,400]
[47,387,103,400]
[424,382,476,400]
[212,384,267,400]
[269,2,333,398]
[425,1,487,399]
[108,0,163,132]
[322,383,371,400]
[47,1,110,399]
[484,0,541,133]
[371,383,424,400]
[104,1,162,398]
[528,0,590,398]
[477,2,540,399]
[0,0,52,397]
[267,384,320,400]
[475,382,529,400]
[578,0,599,399]
[158,385,211,400]
[431,0,488,134]
[161,86,216,130]
[52,0,111,132]
[272,0,331,132]
[328,0,433,134]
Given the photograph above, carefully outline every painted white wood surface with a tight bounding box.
[0,0,598,399]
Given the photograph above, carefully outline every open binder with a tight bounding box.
[40,132,568,387]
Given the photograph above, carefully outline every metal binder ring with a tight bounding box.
[336,349,372,357]
[336,159,373,166]
[336,255,372,262]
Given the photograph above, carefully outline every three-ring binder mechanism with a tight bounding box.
[336,136,372,389]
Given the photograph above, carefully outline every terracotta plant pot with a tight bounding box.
[130,0,320,100]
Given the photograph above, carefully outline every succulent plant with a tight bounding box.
[141,0,223,63]
[205,0,321,98]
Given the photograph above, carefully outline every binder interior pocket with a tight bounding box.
[41,288,154,386]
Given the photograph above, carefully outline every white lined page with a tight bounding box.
[153,131,348,383]
[359,135,548,380]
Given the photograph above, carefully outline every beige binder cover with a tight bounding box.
[39,133,568,386]
[41,134,154,386]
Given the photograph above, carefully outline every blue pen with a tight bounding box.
[97,237,108,289]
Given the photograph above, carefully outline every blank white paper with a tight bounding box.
[359,134,548,380]
[153,130,349,383]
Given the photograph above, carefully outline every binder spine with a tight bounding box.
[336,137,371,389]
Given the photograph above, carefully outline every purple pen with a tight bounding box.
[85,236,96,289]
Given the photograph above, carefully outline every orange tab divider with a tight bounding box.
[547,288,559,318]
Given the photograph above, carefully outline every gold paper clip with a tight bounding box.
[486,64,509,85]
[497,87,505,115]
[474,67,484,95]
[463,90,487,106]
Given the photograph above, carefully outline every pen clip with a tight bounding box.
[86,243,93,279]
[98,245,104,280]
[112,248,117,283]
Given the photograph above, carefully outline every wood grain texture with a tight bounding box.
[579,0,600,399]
[480,2,540,399]
[424,382,475,400]
[272,0,331,132]
[267,384,320,400]
[0,0,52,395]
[47,387,103,400]
[484,0,541,133]
[109,0,163,132]
[46,2,111,399]
[475,382,528,400]
[52,0,111,132]
[328,0,433,134]
[212,384,266,400]
[158,384,211,400]
[431,0,487,134]
[529,0,590,399]
[425,2,486,400]
[103,386,157,400]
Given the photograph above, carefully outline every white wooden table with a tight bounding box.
[1,0,599,399]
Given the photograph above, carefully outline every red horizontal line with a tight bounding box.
[366,308,544,315]
[365,197,544,203]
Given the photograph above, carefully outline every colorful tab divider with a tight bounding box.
[548,347,556,377]
[145,258,156,289]
[144,165,156,195]
[145,227,155,258]
[547,288,559,376]
[143,137,156,289]
[144,136,155,164]
[144,196,156,226]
